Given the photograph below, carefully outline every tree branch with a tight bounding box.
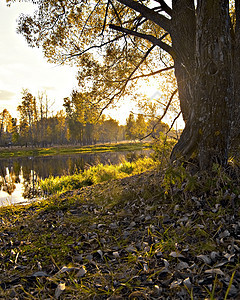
[63,34,126,61]
[116,0,171,33]
[129,65,174,80]
[166,111,182,134]
[96,44,158,117]
[109,24,175,57]
[100,0,110,35]
[140,88,178,140]
[154,0,172,17]
[157,88,178,123]
[103,65,174,83]
[79,0,101,37]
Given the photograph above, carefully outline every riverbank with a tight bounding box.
[0,166,239,299]
[39,157,158,195]
[0,145,155,207]
[0,142,151,158]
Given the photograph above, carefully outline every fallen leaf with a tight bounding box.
[197,255,211,264]
[126,245,136,253]
[113,251,120,258]
[32,271,49,277]
[170,279,182,288]
[205,268,225,276]
[76,266,87,278]
[183,277,192,289]
[129,291,147,299]
[55,282,65,299]
[176,261,189,270]
[219,230,230,238]
[170,251,185,258]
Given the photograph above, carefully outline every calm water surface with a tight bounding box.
[0,150,151,206]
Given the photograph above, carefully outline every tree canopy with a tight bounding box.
[7,0,240,170]
[8,0,175,112]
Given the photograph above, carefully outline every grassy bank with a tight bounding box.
[0,163,240,299]
[0,142,151,158]
[39,157,158,195]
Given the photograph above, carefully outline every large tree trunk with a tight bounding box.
[195,0,233,169]
[171,0,234,170]
[171,0,196,123]
[232,0,240,147]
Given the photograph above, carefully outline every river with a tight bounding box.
[0,149,151,206]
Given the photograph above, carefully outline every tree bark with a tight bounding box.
[171,0,196,122]
[195,0,233,169]
[171,0,234,170]
[232,0,240,147]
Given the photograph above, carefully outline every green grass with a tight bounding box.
[0,142,151,158]
[39,157,158,195]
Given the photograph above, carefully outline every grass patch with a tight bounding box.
[39,157,157,195]
[0,142,151,158]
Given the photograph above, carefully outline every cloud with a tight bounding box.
[0,90,15,100]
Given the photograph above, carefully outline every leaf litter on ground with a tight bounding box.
[0,168,240,299]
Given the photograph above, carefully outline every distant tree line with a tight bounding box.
[0,89,169,147]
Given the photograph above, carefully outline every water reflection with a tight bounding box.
[0,169,26,206]
[0,150,151,206]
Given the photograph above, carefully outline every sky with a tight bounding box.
[0,1,79,117]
